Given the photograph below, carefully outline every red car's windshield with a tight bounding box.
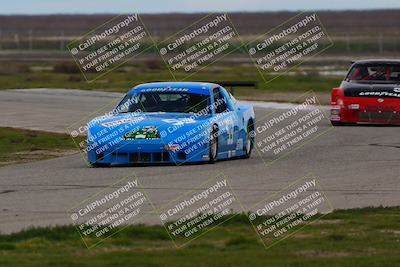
[347,63,400,82]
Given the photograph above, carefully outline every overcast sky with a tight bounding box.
[2,0,400,14]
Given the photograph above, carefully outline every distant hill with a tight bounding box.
[0,10,398,38]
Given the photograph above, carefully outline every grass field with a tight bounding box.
[0,127,83,166]
[0,207,399,267]
[0,62,342,99]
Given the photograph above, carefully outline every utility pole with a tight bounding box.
[60,30,64,51]
[29,30,33,51]
[14,33,20,49]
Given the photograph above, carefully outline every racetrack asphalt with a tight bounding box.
[0,89,399,234]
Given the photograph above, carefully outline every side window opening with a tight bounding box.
[213,87,229,113]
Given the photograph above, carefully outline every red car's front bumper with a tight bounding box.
[330,97,400,124]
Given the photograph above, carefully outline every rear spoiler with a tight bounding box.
[212,81,257,95]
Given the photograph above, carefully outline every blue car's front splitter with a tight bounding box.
[87,142,210,166]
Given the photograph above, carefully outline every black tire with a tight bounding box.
[331,121,344,126]
[209,125,218,163]
[331,121,356,126]
[243,121,255,158]
[89,162,111,167]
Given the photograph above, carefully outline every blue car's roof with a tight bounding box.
[127,82,218,95]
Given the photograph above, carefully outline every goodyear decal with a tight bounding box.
[140,87,189,93]
[101,116,144,127]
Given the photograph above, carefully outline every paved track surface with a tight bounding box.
[0,89,399,234]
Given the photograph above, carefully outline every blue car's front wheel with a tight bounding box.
[209,125,218,163]
[89,162,111,167]
[243,121,255,158]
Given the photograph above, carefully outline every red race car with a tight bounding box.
[331,59,400,125]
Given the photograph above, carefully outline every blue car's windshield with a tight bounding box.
[116,92,211,114]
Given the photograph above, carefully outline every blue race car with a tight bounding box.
[86,82,255,167]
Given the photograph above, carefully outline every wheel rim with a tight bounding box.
[246,134,251,154]
[211,136,217,159]
[246,130,254,154]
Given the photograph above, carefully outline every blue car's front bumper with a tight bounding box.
[87,141,210,165]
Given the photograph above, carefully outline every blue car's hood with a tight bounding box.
[88,112,212,143]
